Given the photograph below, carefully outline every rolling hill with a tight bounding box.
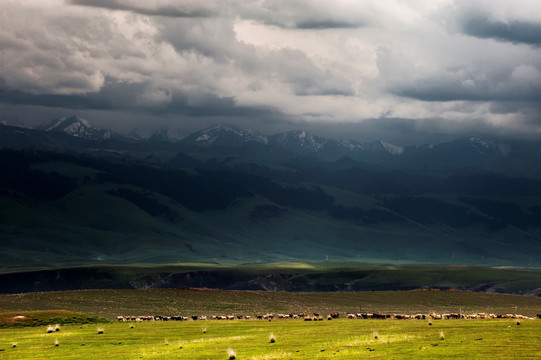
[1,121,541,269]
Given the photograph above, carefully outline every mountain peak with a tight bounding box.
[467,137,511,157]
[270,130,328,152]
[182,124,269,147]
[40,116,114,140]
[147,129,173,142]
[127,128,141,140]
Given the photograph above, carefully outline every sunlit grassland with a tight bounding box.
[1,289,540,359]
[0,319,540,359]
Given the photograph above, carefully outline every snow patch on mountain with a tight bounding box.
[40,116,114,140]
[183,125,269,147]
[468,137,511,157]
[184,125,409,158]
[381,141,404,155]
[271,130,328,152]
[196,133,212,142]
[127,129,141,140]
[340,140,367,151]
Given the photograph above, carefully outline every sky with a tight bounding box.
[1,0,541,143]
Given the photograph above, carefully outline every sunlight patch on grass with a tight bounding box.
[189,335,250,343]
[329,333,417,348]
[249,351,294,359]
[266,262,317,269]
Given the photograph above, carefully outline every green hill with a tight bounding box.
[1,148,541,268]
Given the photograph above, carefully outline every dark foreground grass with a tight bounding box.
[1,289,541,319]
[0,318,540,359]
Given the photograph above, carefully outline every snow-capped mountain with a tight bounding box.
[181,125,269,147]
[466,137,511,157]
[31,120,519,167]
[176,125,537,175]
[269,130,329,153]
[40,116,114,141]
[0,119,16,127]
[340,139,404,156]
[179,125,407,160]
[2,118,540,177]
[127,128,142,141]
[266,130,405,157]
[146,129,173,143]
[392,136,521,176]
[410,137,512,161]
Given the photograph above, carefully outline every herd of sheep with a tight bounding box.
[117,312,540,322]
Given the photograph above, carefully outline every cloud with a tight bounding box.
[449,0,541,46]
[68,0,219,18]
[460,17,541,46]
[391,63,541,102]
[69,0,370,29]
[0,77,283,120]
[0,81,113,110]
[242,0,370,29]
[1,0,540,141]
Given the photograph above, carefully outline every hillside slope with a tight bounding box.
[1,148,540,267]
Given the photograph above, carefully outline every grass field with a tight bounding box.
[0,310,108,328]
[1,290,541,358]
[1,289,541,320]
[0,318,540,359]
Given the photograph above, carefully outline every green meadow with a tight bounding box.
[1,289,541,358]
[0,318,540,359]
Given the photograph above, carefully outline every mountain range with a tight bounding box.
[2,116,540,178]
[1,116,541,268]
[39,116,115,141]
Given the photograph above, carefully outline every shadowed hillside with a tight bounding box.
[1,146,541,268]
[1,263,541,296]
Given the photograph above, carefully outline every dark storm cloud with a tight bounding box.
[460,16,541,46]
[292,20,362,30]
[247,0,369,30]
[390,64,541,103]
[147,87,283,118]
[0,78,281,119]
[68,0,368,30]
[0,78,163,111]
[392,80,541,102]
[305,116,522,145]
[0,81,113,110]
[68,0,218,18]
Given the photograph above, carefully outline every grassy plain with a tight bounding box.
[0,318,540,359]
[1,290,541,358]
[1,289,541,319]
[0,310,107,328]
